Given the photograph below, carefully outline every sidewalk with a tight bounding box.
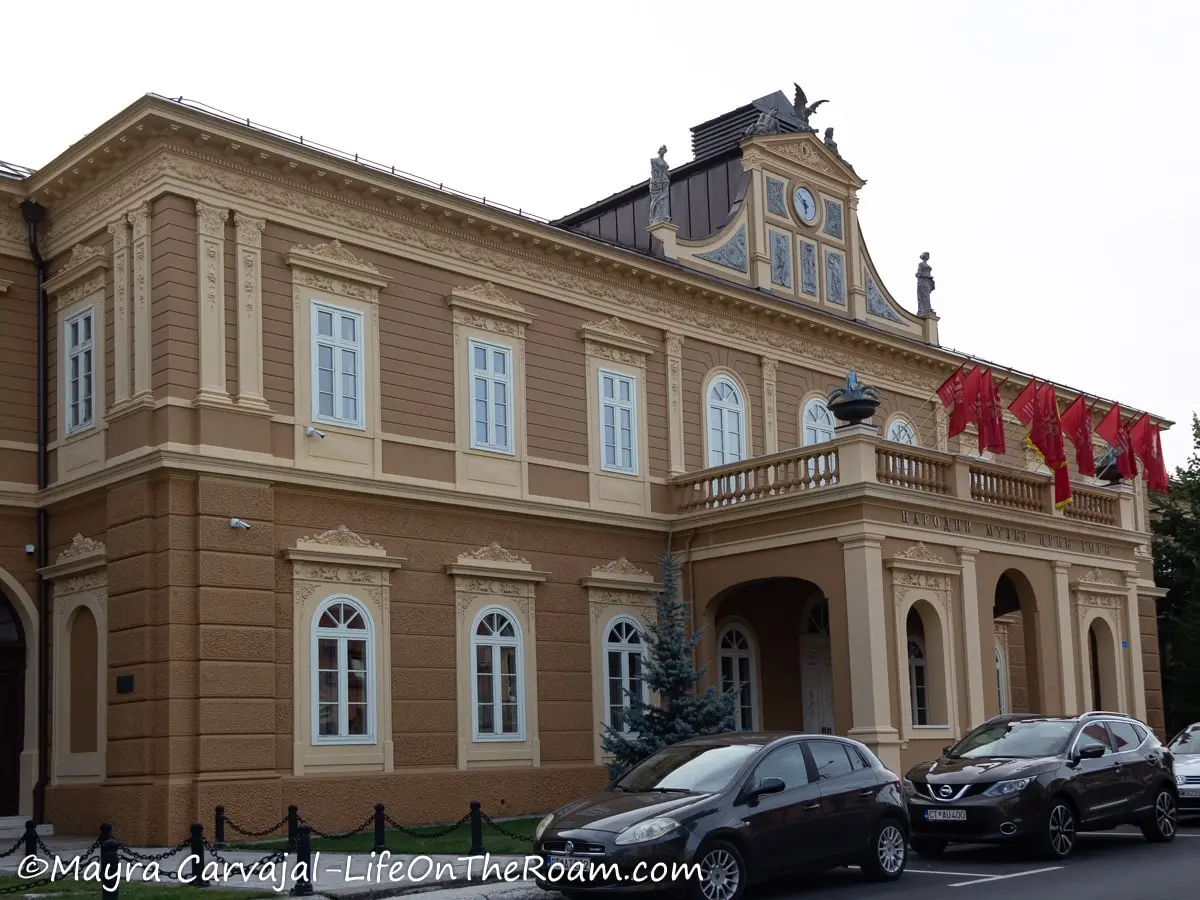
[0,835,542,898]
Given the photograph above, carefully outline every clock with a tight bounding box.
[793,187,817,224]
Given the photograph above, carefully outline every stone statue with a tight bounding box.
[648,146,671,224]
[744,106,781,137]
[800,243,817,294]
[793,83,828,132]
[823,127,838,154]
[827,252,845,303]
[916,251,935,316]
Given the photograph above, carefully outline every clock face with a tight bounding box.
[793,187,817,224]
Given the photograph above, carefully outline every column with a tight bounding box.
[666,332,685,475]
[845,194,866,320]
[761,357,778,456]
[1124,573,1148,722]
[839,533,901,772]
[1052,561,1078,715]
[957,547,986,726]
[108,215,132,407]
[128,202,153,404]
[195,200,230,406]
[233,212,270,412]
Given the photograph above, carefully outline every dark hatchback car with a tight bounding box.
[532,732,909,900]
[904,711,1179,860]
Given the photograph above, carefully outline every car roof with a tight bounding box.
[673,731,858,748]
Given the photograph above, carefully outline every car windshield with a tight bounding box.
[945,719,1075,759]
[614,743,762,793]
[1168,725,1200,756]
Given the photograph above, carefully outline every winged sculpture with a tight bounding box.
[793,83,828,131]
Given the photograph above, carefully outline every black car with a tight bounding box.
[532,732,909,900]
[904,711,1179,860]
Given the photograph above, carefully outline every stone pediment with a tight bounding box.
[742,132,865,189]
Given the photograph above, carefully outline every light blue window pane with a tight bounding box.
[474,345,487,371]
[317,310,333,337]
[619,408,631,429]
[319,392,334,417]
[340,315,356,343]
[619,379,631,403]
[604,406,615,427]
[342,395,357,422]
[318,345,333,370]
[341,349,356,376]
[495,424,508,447]
[622,447,632,469]
[602,375,614,399]
[493,351,506,376]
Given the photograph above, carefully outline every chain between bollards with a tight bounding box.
[290,824,313,896]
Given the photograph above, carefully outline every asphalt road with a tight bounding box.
[422,819,1200,900]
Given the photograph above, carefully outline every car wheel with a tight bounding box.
[909,836,946,857]
[1141,788,1178,843]
[859,818,908,882]
[691,840,747,900]
[1035,799,1077,860]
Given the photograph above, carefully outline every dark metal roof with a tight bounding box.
[0,160,34,181]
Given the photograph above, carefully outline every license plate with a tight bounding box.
[925,809,967,821]
[1181,788,1200,799]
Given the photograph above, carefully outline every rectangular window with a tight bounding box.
[311,301,365,429]
[63,307,96,435]
[468,338,513,453]
[598,369,637,475]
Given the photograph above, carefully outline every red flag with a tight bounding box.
[936,365,970,437]
[1059,395,1096,477]
[1129,413,1170,494]
[1096,404,1137,480]
[1029,384,1071,509]
[1008,380,1037,426]
[978,369,1006,454]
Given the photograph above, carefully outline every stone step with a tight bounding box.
[0,817,53,841]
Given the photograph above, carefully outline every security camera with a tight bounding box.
[229,518,252,530]
[305,426,326,438]
[24,544,35,556]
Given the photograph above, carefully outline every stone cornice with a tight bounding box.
[43,244,110,297]
[0,278,11,293]
[284,239,388,288]
[282,548,406,569]
[446,282,534,326]
[38,533,107,580]
[580,317,656,356]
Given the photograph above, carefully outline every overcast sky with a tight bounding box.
[6,0,1197,469]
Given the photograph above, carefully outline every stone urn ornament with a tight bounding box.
[827,370,881,425]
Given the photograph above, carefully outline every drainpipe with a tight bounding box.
[20,199,49,825]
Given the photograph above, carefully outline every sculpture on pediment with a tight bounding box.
[793,84,828,133]
[823,127,838,155]
[916,252,936,316]
[744,106,782,137]
[648,146,671,225]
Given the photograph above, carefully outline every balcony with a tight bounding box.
[671,425,1132,530]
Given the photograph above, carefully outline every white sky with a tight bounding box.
[6,0,1197,468]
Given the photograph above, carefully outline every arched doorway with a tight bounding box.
[800,595,834,734]
[0,593,26,816]
[1086,618,1120,711]
[992,569,1042,714]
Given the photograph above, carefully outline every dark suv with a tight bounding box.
[904,711,1178,860]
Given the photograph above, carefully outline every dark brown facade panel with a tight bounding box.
[222,235,239,398]
[527,463,589,504]
[0,250,36,445]
[381,441,455,484]
[150,196,199,396]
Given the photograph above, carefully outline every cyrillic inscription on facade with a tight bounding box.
[899,510,1113,556]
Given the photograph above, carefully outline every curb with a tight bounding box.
[324,875,529,898]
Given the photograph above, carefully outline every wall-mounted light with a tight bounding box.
[229,518,252,530]
[305,426,325,438]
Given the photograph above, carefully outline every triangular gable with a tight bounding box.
[741,131,865,189]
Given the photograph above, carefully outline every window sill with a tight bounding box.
[468,444,516,458]
[311,416,368,434]
[312,736,378,747]
[599,467,640,478]
[472,733,526,743]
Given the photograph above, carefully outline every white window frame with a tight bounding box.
[310,300,366,430]
[310,595,376,746]
[718,626,758,732]
[706,376,747,467]
[470,605,525,742]
[598,368,639,475]
[908,636,929,727]
[63,305,97,436]
[467,337,514,454]
[802,398,835,446]
[603,616,648,733]
[887,417,918,446]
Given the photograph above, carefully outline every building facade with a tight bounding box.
[0,90,1168,843]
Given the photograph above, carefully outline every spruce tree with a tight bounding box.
[600,552,737,776]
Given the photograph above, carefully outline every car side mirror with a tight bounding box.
[752,776,786,799]
[1075,744,1107,762]
[942,746,951,756]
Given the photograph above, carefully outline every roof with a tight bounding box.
[0,160,34,181]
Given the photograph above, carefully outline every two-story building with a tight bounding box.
[0,88,1169,844]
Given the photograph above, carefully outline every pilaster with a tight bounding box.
[195,201,231,407]
[839,532,901,772]
[666,333,685,475]
[108,215,132,408]
[957,547,986,727]
[127,202,153,405]
[1052,560,1078,715]
[233,212,270,413]
[845,195,866,320]
[1125,573,1148,722]
[761,356,779,455]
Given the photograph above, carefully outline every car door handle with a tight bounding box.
[857,789,876,797]
[803,802,821,811]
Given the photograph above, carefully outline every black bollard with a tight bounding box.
[188,823,207,887]
[290,824,313,897]
[23,820,37,859]
[287,805,299,852]
[468,801,484,856]
[101,837,120,900]
[372,803,386,854]
[100,822,114,846]
[214,806,225,849]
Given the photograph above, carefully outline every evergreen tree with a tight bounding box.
[1151,414,1200,733]
[600,553,737,776]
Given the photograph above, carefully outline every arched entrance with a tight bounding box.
[1086,618,1120,711]
[0,593,26,816]
[992,569,1042,714]
[799,595,834,735]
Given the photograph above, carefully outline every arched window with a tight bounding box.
[887,417,917,446]
[907,636,929,726]
[995,644,1008,714]
[802,398,835,446]
[312,597,373,743]
[604,617,647,732]
[706,376,746,467]
[472,607,523,740]
[718,626,756,731]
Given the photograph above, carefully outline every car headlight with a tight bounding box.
[982,777,1034,797]
[534,813,555,841]
[901,778,917,797]
[614,816,680,845]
